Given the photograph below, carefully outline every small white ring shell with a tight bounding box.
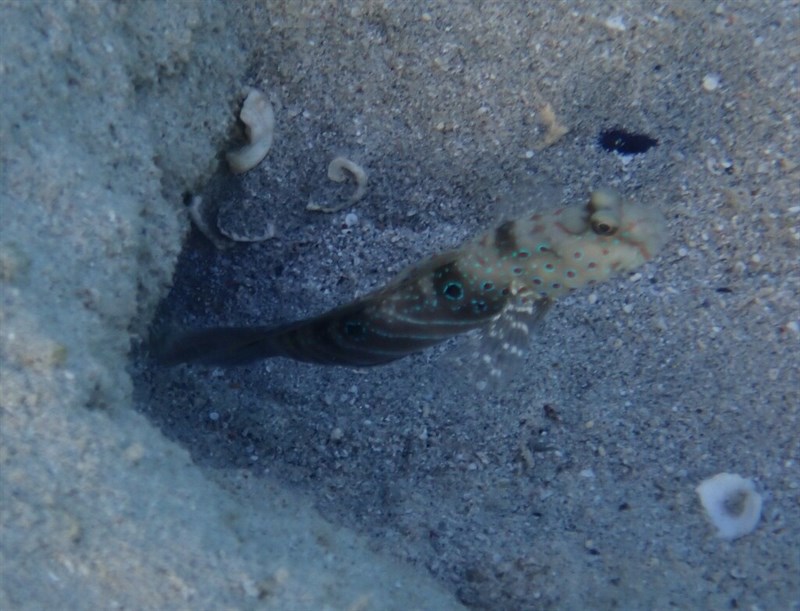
[696,472,763,540]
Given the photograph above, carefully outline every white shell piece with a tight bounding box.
[696,473,762,540]
[218,220,276,243]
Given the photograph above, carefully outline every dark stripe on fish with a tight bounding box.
[493,221,519,259]
[264,261,513,365]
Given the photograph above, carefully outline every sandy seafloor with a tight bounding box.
[1,1,798,609]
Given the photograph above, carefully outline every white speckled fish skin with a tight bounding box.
[160,188,666,368]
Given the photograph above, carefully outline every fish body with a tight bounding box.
[160,188,666,368]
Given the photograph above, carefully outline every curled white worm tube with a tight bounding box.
[188,195,231,250]
[307,157,368,213]
[226,88,274,174]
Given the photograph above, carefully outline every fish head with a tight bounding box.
[542,188,667,289]
[582,187,667,272]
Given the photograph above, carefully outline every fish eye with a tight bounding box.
[591,221,617,235]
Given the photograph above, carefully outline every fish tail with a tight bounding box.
[158,299,415,368]
[157,325,290,366]
[159,253,511,368]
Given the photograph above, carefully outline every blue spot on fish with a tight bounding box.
[443,281,464,300]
